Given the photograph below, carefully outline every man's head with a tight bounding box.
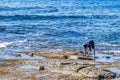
[83,44,88,49]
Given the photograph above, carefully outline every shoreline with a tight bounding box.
[0,49,119,80]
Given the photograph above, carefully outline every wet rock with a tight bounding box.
[105,56,111,59]
[29,53,34,57]
[21,50,84,59]
[116,74,120,78]
[63,55,69,59]
[12,54,21,57]
[113,54,120,57]
[38,65,45,70]
[49,62,116,79]
[19,50,117,79]
[77,66,116,79]
[60,62,72,65]
[78,57,94,60]
[22,51,68,59]
[94,56,99,59]
[68,55,94,60]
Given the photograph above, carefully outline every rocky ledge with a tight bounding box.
[0,49,119,80]
[20,50,118,79]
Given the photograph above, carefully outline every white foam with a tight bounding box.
[0,39,27,48]
[99,50,120,53]
[96,43,120,47]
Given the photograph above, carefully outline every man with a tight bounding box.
[83,40,95,56]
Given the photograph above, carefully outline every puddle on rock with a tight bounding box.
[0,62,5,65]
[106,68,120,74]
[1,77,19,80]
[93,52,120,62]
[17,65,38,70]
[36,73,50,77]
[0,53,45,59]
[112,78,120,80]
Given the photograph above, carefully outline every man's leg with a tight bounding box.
[92,48,95,56]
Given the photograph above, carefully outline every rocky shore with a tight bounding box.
[0,49,120,80]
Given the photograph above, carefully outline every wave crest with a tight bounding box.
[0,39,27,48]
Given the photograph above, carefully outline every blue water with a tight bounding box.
[0,0,120,54]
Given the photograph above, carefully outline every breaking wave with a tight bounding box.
[0,39,27,48]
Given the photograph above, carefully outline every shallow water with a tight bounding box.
[112,78,120,80]
[0,62,5,65]
[36,73,50,77]
[0,53,44,59]
[90,52,120,63]
[18,65,37,70]
[1,77,19,80]
[106,68,120,75]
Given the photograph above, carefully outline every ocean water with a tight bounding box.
[0,0,120,54]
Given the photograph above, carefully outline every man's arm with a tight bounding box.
[83,48,87,56]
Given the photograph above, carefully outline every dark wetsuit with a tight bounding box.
[85,40,95,52]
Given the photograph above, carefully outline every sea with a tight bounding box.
[0,0,120,54]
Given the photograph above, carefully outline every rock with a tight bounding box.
[12,54,21,57]
[77,66,116,79]
[68,55,78,60]
[68,55,94,60]
[29,53,34,57]
[21,50,84,59]
[78,57,94,60]
[116,74,120,78]
[63,55,69,59]
[38,65,45,70]
[94,56,99,59]
[105,56,111,59]
[49,62,116,79]
[113,54,120,56]
[22,51,68,59]
[60,62,72,65]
